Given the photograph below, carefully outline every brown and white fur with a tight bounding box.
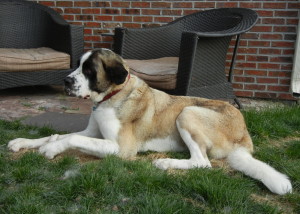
[8,48,292,195]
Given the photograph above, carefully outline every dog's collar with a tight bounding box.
[93,73,130,110]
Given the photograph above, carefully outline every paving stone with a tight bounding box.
[22,112,89,132]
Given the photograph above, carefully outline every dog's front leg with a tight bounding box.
[7,134,72,152]
[39,135,119,159]
[8,115,102,152]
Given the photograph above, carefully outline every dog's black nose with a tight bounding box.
[64,77,74,86]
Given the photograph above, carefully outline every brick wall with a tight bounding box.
[34,0,299,100]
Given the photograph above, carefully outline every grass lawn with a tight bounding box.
[0,106,299,213]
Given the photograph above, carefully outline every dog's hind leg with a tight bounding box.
[153,108,212,170]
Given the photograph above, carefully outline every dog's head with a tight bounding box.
[64,49,129,102]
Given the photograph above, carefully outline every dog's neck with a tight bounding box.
[93,73,131,110]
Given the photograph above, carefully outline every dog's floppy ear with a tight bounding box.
[102,60,128,85]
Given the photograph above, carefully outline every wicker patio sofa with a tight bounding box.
[113,8,258,107]
[0,0,84,90]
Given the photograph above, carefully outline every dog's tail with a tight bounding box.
[227,147,292,195]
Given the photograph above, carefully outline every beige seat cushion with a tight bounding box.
[126,57,178,90]
[0,47,70,72]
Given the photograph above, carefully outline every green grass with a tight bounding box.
[0,106,300,213]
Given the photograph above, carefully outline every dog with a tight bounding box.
[8,48,292,195]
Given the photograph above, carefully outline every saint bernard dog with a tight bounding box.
[8,48,292,195]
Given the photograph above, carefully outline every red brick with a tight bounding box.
[257,10,273,17]
[92,2,110,7]
[133,16,153,22]
[75,1,92,7]
[131,2,150,8]
[260,34,282,40]
[275,11,298,17]
[142,9,161,15]
[259,48,281,55]
[281,64,293,71]
[287,19,298,25]
[84,36,101,42]
[56,1,73,7]
[183,10,200,16]
[238,48,257,54]
[245,70,267,76]
[288,3,300,9]
[282,49,294,55]
[263,3,286,9]
[172,2,193,8]
[76,15,93,21]
[102,9,120,15]
[84,22,101,28]
[39,1,55,7]
[235,91,254,97]
[122,9,140,15]
[112,2,130,8]
[123,23,141,28]
[162,10,182,16]
[248,41,270,47]
[236,62,257,69]
[262,18,285,25]
[152,2,171,8]
[234,76,255,83]
[216,2,238,8]
[244,84,266,90]
[194,2,215,8]
[268,85,290,92]
[94,43,112,49]
[251,26,272,32]
[247,55,268,62]
[143,23,161,28]
[65,8,81,14]
[93,29,111,35]
[82,8,101,14]
[255,92,277,99]
[269,71,291,78]
[274,26,296,33]
[154,17,173,23]
[101,36,113,42]
[257,78,278,84]
[240,2,262,8]
[114,16,132,22]
[270,57,293,63]
[258,63,280,69]
[280,79,291,85]
[95,16,113,21]
[63,15,74,21]
[272,41,294,48]
[241,33,259,39]
[84,29,92,34]
[232,83,243,89]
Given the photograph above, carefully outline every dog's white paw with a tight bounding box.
[39,142,67,159]
[153,158,211,170]
[8,138,34,152]
[39,143,59,159]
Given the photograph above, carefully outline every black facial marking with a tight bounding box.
[82,53,100,93]
[104,61,128,85]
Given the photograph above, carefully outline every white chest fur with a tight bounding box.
[92,106,121,141]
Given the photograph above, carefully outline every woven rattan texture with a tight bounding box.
[114,8,258,102]
[0,0,84,90]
